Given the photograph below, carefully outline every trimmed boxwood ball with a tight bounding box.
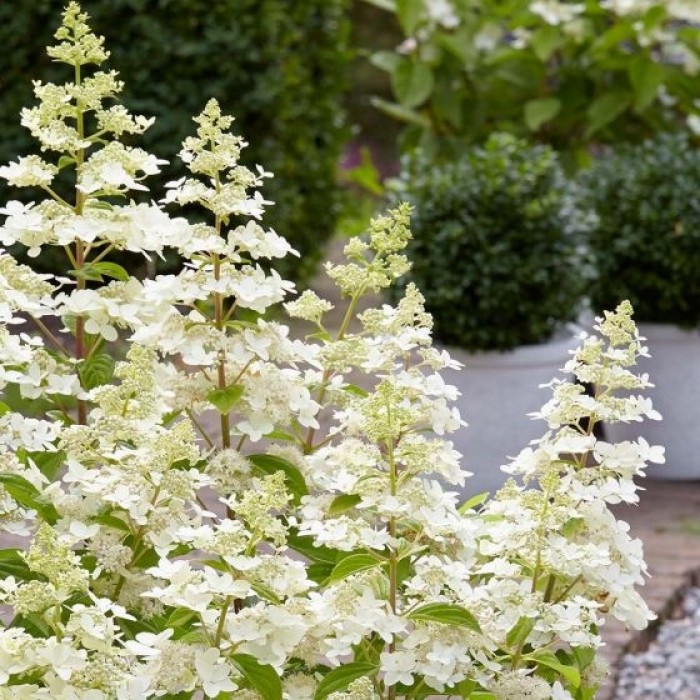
[584,132,700,328]
[0,0,350,283]
[395,134,586,351]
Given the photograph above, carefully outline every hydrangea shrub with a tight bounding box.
[0,5,663,699]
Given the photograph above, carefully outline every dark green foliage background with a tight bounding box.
[395,135,584,351]
[0,0,350,281]
[584,132,700,327]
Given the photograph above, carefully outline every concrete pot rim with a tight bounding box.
[446,323,582,369]
[636,322,700,343]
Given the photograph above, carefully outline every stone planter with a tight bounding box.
[442,330,581,500]
[603,323,700,480]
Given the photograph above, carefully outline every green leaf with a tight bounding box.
[561,516,585,538]
[391,59,434,108]
[407,602,482,633]
[342,147,384,197]
[343,383,370,397]
[57,155,76,170]
[0,473,58,524]
[524,98,561,131]
[629,55,664,111]
[328,493,362,516]
[585,90,631,137]
[572,646,595,670]
[286,530,338,564]
[369,50,400,74]
[0,549,36,581]
[361,0,395,10]
[531,25,565,62]
[506,616,535,648]
[232,653,282,700]
[23,450,65,481]
[0,401,9,416]
[68,261,128,283]
[79,353,115,390]
[314,662,379,699]
[91,261,130,282]
[458,491,489,513]
[370,97,431,127]
[166,607,198,630]
[396,0,422,34]
[13,612,52,637]
[91,513,131,532]
[329,553,381,583]
[207,384,244,414]
[265,429,296,442]
[532,651,581,688]
[248,454,309,503]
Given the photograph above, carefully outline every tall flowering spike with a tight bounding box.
[47,2,109,66]
[164,98,275,222]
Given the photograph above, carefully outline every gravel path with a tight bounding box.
[614,587,700,699]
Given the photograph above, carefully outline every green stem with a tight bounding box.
[302,283,367,454]
[214,595,232,647]
[386,428,397,700]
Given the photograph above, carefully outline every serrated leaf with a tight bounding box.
[91,261,130,282]
[458,491,490,513]
[13,612,52,637]
[328,493,362,516]
[0,473,58,524]
[314,662,379,699]
[23,449,65,480]
[572,646,595,670]
[207,384,244,414]
[79,353,115,390]
[329,553,381,583]
[524,97,561,131]
[629,55,664,111]
[91,513,131,532]
[248,454,309,503]
[391,59,434,108]
[232,653,282,700]
[585,90,631,137]
[166,607,198,630]
[506,615,535,648]
[286,530,338,564]
[397,0,422,34]
[407,602,481,633]
[0,549,36,581]
[0,401,10,416]
[532,651,581,688]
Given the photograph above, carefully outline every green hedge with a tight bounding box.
[0,0,350,282]
[395,134,587,351]
[584,132,700,327]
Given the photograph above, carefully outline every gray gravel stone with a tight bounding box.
[614,587,700,699]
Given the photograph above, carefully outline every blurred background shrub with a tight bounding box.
[0,0,351,282]
[584,132,700,327]
[393,133,588,351]
[362,0,700,167]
